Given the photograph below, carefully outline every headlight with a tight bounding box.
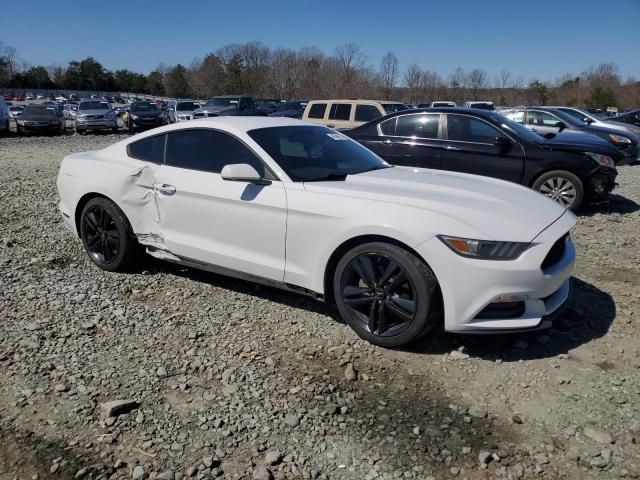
[438,235,532,260]
[609,134,631,144]
[76,115,86,120]
[585,152,615,168]
[130,114,138,120]
[17,120,25,125]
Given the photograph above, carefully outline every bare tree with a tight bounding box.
[422,70,443,103]
[334,43,367,96]
[496,69,511,89]
[468,68,488,100]
[379,51,399,100]
[447,67,466,103]
[404,63,423,104]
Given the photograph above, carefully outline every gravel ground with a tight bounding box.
[0,132,639,480]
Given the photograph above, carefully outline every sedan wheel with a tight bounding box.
[334,242,439,347]
[80,198,140,272]
[532,170,584,211]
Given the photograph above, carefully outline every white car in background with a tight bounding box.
[57,117,576,347]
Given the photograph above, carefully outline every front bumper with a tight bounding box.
[17,121,61,133]
[416,211,576,333]
[585,167,617,202]
[75,118,117,130]
[130,116,165,129]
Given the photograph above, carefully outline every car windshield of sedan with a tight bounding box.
[79,101,109,111]
[205,97,239,107]
[383,103,410,114]
[23,106,57,117]
[550,109,586,127]
[131,102,159,112]
[276,102,305,111]
[489,113,544,144]
[248,125,389,182]
[176,102,198,111]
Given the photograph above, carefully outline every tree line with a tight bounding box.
[1,41,639,109]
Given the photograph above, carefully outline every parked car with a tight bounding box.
[463,101,495,110]
[501,107,639,165]
[268,100,308,118]
[0,97,9,133]
[75,100,118,134]
[36,93,46,100]
[63,104,79,120]
[25,92,34,100]
[606,109,640,128]
[13,93,25,101]
[55,95,68,102]
[255,99,281,115]
[57,116,576,347]
[193,96,263,118]
[15,105,65,135]
[3,93,12,101]
[127,101,167,132]
[346,108,619,211]
[8,105,25,119]
[302,99,409,130]
[167,100,200,123]
[551,106,640,138]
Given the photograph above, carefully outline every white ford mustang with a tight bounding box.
[57,117,576,347]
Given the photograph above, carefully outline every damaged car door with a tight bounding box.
[152,128,287,282]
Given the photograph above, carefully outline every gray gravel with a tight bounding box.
[0,132,639,479]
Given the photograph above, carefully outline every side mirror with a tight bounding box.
[555,121,567,132]
[494,135,512,153]
[221,163,271,185]
[584,117,594,124]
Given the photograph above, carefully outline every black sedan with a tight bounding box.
[128,101,167,132]
[346,108,620,211]
[16,105,65,135]
[501,107,639,165]
[268,100,308,119]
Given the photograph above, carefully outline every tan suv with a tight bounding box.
[302,99,408,129]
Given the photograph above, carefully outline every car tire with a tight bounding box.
[532,170,584,211]
[333,242,439,347]
[79,197,141,272]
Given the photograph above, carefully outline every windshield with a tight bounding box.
[205,97,239,107]
[548,109,585,127]
[383,103,409,114]
[248,125,389,181]
[488,112,545,144]
[177,102,198,111]
[79,101,110,111]
[23,106,57,117]
[276,102,304,111]
[432,102,455,107]
[560,108,593,123]
[131,102,159,112]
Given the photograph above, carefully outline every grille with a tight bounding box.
[193,112,206,118]
[541,233,568,270]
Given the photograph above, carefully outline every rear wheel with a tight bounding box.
[333,242,439,347]
[532,170,584,211]
[80,197,140,272]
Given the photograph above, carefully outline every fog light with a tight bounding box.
[494,294,527,303]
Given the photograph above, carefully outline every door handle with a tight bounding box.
[155,184,176,194]
[445,145,461,151]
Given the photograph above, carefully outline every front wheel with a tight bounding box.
[333,242,439,347]
[80,197,140,272]
[532,170,584,211]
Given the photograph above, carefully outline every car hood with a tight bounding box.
[543,130,622,158]
[193,105,237,115]
[582,123,637,141]
[601,120,640,135]
[303,166,568,242]
[19,114,59,122]
[131,110,161,118]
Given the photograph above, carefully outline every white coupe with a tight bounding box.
[57,117,576,347]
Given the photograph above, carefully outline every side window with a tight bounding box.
[308,103,327,119]
[165,129,266,176]
[528,111,560,127]
[503,110,524,123]
[128,134,165,163]
[355,105,382,122]
[379,118,396,135]
[447,115,500,143]
[328,103,352,121]
[396,114,440,139]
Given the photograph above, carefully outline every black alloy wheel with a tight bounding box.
[334,242,438,347]
[79,197,139,272]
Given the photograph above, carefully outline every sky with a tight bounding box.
[2,0,639,83]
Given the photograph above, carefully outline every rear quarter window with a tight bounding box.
[307,103,327,119]
[127,134,166,163]
[328,103,352,121]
